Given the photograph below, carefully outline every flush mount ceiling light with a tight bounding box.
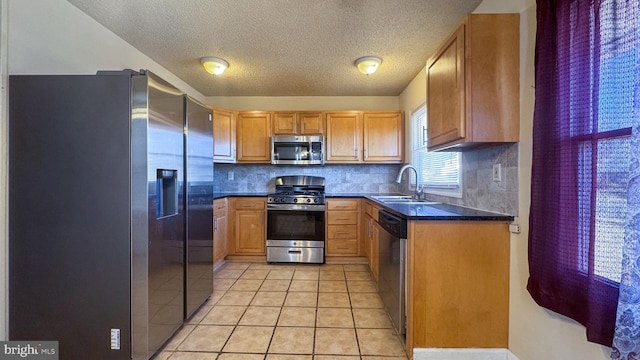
[355,56,382,75]
[200,57,229,75]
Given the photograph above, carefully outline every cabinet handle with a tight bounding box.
[354,148,358,157]
[336,218,349,221]
[423,126,428,145]
[337,247,350,250]
[335,231,350,235]
[364,148,368,159]
[214,216,218,231]
[335,206,348,208]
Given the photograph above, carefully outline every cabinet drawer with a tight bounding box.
[327,211,358,225]
[363,201,380,221]
[327,239,358,255]
[214,199,227,216]
[327,225,358,239]
[327,199,359,211]
[235,198,265,210]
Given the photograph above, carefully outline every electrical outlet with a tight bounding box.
[228,171,234,181]
[492,164,501,181]
[509,223,521,234]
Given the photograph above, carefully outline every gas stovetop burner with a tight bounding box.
[268,175,326,206]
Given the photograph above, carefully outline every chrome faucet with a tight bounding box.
[395,164,423,199]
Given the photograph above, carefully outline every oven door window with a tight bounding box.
[267,210,325,241]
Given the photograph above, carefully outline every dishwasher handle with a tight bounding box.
[378,210,407,238]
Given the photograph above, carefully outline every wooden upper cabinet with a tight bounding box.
[363,111,404,163]
[236,111,271,163]
[213,108,236,163]
[272,111,324,135]
[272,112,297,134]
[326,111,403,164]
[326,112,363,163]
[298,112,324,135]
[426,13,519,151]
[427,26,465,149]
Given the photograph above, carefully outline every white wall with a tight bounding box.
[6,0,204,102]
[474,0,613,359]
[398,68,426,163]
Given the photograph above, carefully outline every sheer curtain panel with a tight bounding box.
[528,0,636,347]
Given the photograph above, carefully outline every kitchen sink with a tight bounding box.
[371,195,413,201]
[371,196,440,205]
[383,200,441,205]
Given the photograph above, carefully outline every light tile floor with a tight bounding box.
[154,262,408,360]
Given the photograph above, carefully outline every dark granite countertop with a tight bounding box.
[330,193,513,221]
[214,192,514,221]
[214,192,269,200]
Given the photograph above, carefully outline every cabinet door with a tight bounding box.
[235,210,265,254]
[363,111,404,163]
[237,112,271,162]
[427,25,466,149]
[371,222,379,282]
[213,214,228,265]
[272,112,297,135]
[213,108,236,163]
[326,112,362,163]
[213,199,228,265]
[299,112,324,135]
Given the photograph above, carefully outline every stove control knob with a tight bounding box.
[314,198,319,203]
[306,198,311,203]
[293,198,298,203]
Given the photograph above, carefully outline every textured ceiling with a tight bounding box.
[66,0,482,96]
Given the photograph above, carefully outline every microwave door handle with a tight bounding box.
[273,152,279,160]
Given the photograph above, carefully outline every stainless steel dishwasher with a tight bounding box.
[377,210,407,336]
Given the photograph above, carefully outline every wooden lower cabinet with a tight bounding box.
[325,198,361,256]
[227,197,266,257]
[406,220,509,358]
[213,198,228,267]
[362,200,382,282]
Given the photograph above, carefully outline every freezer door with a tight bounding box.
[184,96,214,319]
[131,72,186,359]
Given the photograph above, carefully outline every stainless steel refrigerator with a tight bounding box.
[8,70,213,359]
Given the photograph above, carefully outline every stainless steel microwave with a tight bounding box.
[271,135,324,165]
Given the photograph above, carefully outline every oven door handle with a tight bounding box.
[267,204,326,211]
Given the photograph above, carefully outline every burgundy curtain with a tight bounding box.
[527,0,634,346]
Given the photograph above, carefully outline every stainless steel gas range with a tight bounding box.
[266,176,326,264]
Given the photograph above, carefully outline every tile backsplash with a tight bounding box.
[214,143,519,215]
[214,164,402,194]
[417,143,520,216]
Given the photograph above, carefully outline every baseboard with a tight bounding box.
[413,348,519,360]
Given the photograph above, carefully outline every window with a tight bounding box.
[411,104,462,197]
